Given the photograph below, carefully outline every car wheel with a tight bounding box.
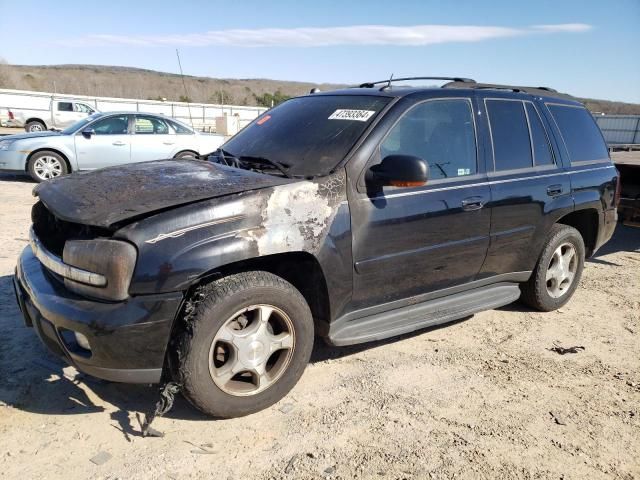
[27,151,69,182]
[520,224,585,311]
[174,150,198,159]
[25,120,46,133]
[174,271,314,418]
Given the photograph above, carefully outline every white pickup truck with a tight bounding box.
[8,98,98,132]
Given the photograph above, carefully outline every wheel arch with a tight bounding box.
[25,118,47,129]
[180,251,331,336]
[173,149,199,158]
[556,208,599,257]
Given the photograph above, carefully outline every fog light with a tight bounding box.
[74,332,91,351]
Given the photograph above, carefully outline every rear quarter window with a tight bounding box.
[547,104,609,163]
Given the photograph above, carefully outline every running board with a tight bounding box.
[327,283,521,346]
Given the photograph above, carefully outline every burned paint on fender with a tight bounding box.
[247,178,341,254]
[115,170,349,298]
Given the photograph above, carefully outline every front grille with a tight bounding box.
[31,201,111,257]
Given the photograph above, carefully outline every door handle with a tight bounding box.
[461,196,485,211]
[112,141,127,146]
[163,142,175,145]
[546,184,563,196]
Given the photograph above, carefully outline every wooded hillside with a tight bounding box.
[1,63,638,114]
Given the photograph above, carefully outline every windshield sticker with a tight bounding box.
[256,114,271,125]
[328,109,376,122]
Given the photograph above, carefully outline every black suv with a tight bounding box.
[14,77,618,418]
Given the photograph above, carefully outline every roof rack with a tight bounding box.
[442,81,572,98]
[358,77,476,90]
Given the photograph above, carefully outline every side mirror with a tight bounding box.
[368,155,429,188]
[81,128,95,138]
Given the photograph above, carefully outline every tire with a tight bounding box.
[174,150,199,159]
[25,120,46,132]
[27,151,69,182]
[174,271,314,418]
[520,224,585,311]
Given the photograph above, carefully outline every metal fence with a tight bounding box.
[594,115,640,146]
[0,88,267,131]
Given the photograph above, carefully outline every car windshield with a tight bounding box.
[61,113,103,135]
[221,95,391,177]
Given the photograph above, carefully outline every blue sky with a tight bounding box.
[1,0,638,102]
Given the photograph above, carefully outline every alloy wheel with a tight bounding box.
[33,156,63,180]
[545,242,578,298]
[208,304,295,396]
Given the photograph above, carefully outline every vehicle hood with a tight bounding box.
[2,131,63,141]
[34,159,293,228]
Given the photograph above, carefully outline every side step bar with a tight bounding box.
[327,283,521,346]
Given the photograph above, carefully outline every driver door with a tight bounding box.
[349,97,491,309]
[74,114,132,170]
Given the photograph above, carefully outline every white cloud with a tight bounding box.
[78,24,592,48]
[531,23,592,33]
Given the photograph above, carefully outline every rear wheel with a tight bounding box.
[174,150,198,159]
[174,271,314,418]
[27,151,69,182]
[520,224,585,311]
[25,120,46,132]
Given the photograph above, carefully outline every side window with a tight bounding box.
[135,116,169,135]
[525,103,554,166]
[486,100,532,171]
[168,119,193,135]
[74,103,94,114]
[380,99,477,181]
[91,115,130,135]
[547,104,608,163]
[57,102,73,112]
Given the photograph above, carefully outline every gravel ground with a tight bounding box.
[0,174,638,480]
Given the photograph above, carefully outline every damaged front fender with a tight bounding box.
[116,171,350,299]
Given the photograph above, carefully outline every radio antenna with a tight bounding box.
[381,73,394,91]
[176,49,194,129]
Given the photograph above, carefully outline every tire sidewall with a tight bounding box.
[534,226,585,310]
[179,275,314,418]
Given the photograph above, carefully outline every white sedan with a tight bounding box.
[0,112,225,182]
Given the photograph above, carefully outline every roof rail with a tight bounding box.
[442,81,570,98]
[358,77,476,89]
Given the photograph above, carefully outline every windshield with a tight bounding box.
[61,113,103,135]
[221,95,391,177]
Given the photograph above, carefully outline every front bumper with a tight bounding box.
[0,149,28,172]
[15,246,184,383]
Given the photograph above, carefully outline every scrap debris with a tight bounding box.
[89,450,112,465]
[548,343,585,355]
[549,411,567,426]
[138,381,181,437]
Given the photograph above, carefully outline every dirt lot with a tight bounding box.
[0,174,638,480]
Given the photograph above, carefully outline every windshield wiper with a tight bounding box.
[209,148,242,168]
[209,149,292,178]
[237,156,292,178]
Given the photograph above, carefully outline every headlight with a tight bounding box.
[63,239,137,301]
[0,139,15,151]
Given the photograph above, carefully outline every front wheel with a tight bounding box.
[520,224,585,311]
[27,151,69,182]
[174,271,314,418]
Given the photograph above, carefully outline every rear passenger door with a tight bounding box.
[478,95,572,278]
[130,115,177,162]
